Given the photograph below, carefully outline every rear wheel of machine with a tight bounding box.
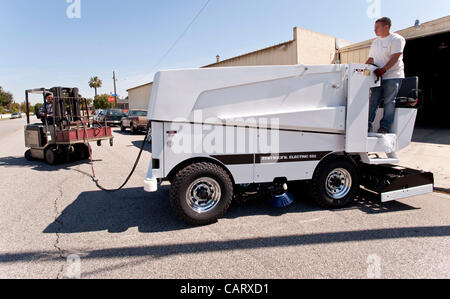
[25,150,34,161]
[130,123,135,135]
[120,122,126,132]
[310,156,359,208]
[169,162,233,226]
[44,147,58,165]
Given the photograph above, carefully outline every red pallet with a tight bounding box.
[56,127,112,143]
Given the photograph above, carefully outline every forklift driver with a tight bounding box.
[39,92,54,125]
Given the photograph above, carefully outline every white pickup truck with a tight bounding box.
[143,63,434,225]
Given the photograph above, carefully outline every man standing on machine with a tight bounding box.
[366,17,406,134]
[39,92,54,125]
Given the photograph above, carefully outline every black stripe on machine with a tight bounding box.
[211,154,254,165]
[256,151,331,164]
[212,151,331,165]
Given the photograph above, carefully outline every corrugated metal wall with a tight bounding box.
[204,41,298,68]
[339,45,371,64]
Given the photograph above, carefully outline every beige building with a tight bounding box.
[127,27,352,110]
[127,82,153,110]
[203,27,351,68]
[128,16,449,126]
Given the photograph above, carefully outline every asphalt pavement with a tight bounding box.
[0,117,449,279]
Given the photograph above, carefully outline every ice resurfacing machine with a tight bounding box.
[143,64,434,225]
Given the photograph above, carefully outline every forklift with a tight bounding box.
[24,87,114,165]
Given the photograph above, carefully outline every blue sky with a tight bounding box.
[1,0,449,104]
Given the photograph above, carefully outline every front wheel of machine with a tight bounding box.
[44,147,58,165]
[169,162,233,226]
[310,156,359,209]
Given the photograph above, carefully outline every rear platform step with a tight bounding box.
[359,164,434,203]
[360,153,399,165]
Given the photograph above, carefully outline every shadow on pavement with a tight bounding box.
[44,186,187,234]
[43,184,419,235]
[435,187,450,194]
[3,226,450,266]
[130,140,151,152]
[0,156,101,172]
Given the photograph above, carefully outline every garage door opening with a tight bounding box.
[403,31,450,128]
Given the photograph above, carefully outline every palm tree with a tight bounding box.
[89,76,103,98]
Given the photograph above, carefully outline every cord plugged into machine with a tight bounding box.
[87,127,150,193]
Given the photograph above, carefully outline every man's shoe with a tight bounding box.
[378,127,389,134]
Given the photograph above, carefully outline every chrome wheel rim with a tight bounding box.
[186,177,221,213]
[325,168,352,199]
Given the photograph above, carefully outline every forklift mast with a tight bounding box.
[50,87,83,129]
[25,87,88,126]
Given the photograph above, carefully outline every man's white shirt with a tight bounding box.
[369,33,406,79]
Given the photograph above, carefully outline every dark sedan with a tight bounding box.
[98,109,125,126]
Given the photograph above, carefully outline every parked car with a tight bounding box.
[120,110,148,134]
[10,113,22,119]
[98,109,125,126]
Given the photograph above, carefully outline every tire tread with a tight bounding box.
[169,162,233,226]
[310,156,359,208]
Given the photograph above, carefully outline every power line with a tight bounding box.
[149,0,212,73]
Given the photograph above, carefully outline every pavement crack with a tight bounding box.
[53,184,66,279]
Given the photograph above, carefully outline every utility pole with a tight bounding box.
[113,71,118,108]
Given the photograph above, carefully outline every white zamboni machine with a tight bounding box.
[143,63,434,225]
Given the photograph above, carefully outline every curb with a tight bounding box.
[434,187,450,195]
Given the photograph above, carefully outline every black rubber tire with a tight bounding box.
[169,162,234,226]
[73,144,89,160]
[25,150,34,161]
[44,147,58,165]
[83,144,91,159]
[120,122,126,132]
[310,156,359,209]
[130,123,135,135]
